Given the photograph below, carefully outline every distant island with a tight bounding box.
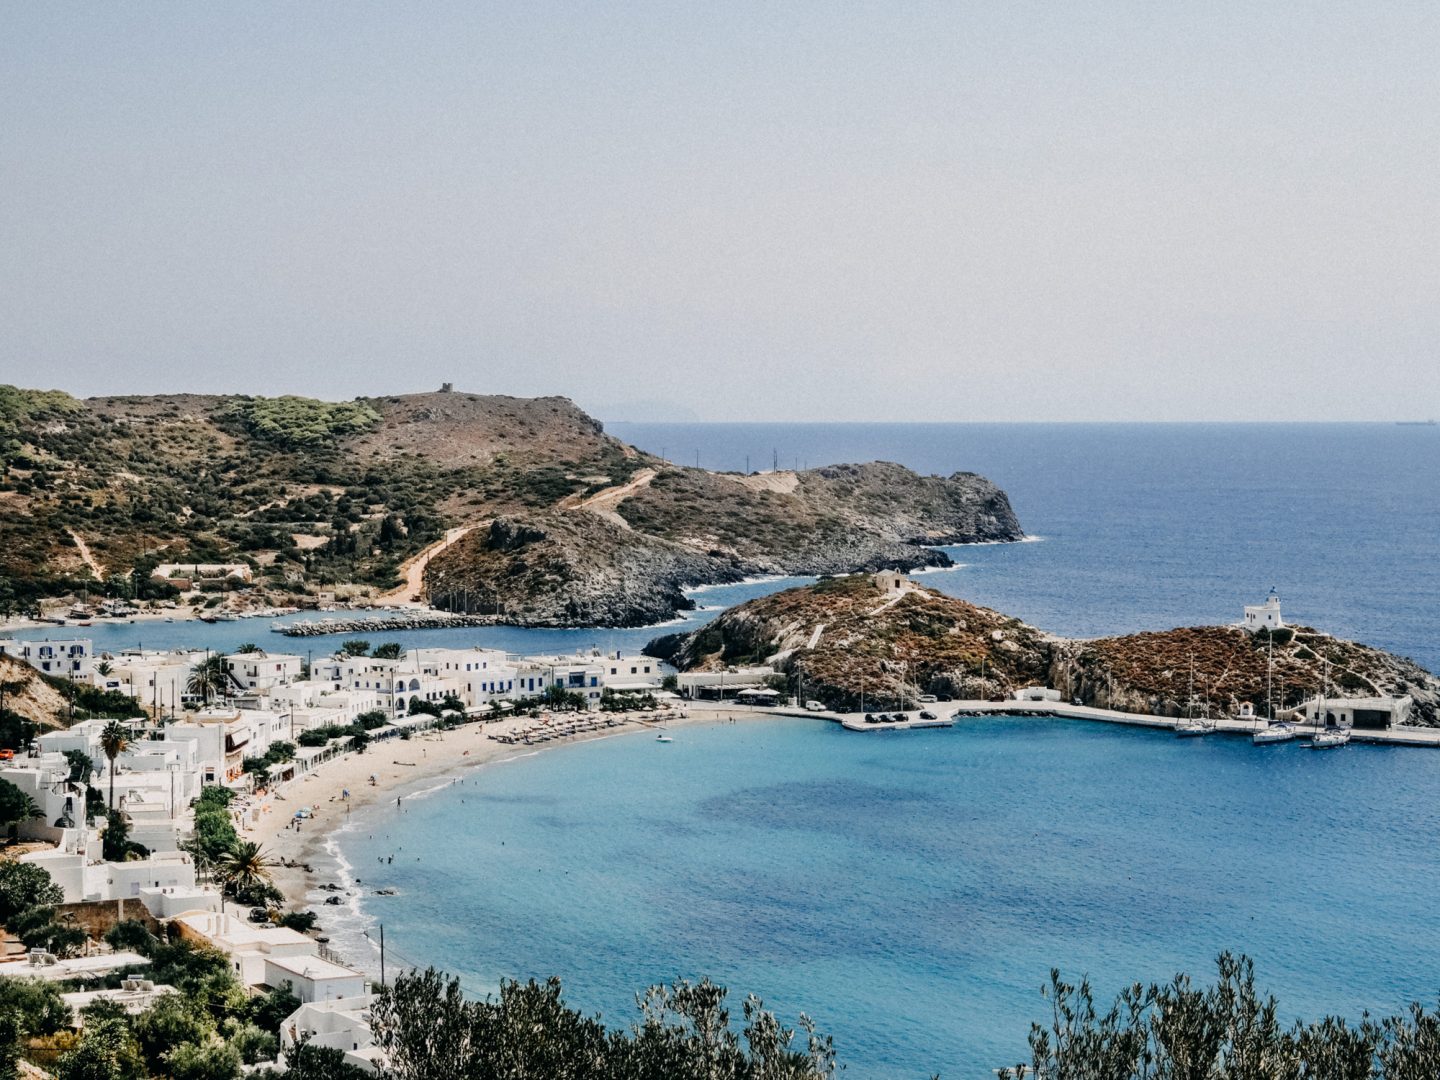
[648,574,1440,726]
[0,385,1022,627]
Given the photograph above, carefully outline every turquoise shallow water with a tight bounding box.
[337,717,1440,1077]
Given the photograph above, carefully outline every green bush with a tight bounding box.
[220,396,380,450]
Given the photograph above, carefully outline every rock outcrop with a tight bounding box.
[656,574,1054,709]
[0,654,71,728]
[652,576,1440,724]
[424,513,749,628]
[423,459,1024,627]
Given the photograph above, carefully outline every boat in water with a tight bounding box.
[1176,654,1216,737]
[656,734,673,743]
[1252,639,1294,743]
[1307,655,1350,749]
[1176,723,1216,738]
[1253,721,1298,745]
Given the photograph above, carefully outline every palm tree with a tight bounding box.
[236,643,261,654]
[99,720,129,809]
[218,840,273,897]
[95,660,113,678]
[187,655,229,705]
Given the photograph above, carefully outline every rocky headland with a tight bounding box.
[422,461,1023,626]
[0,386,1022,628]
[649,575,1440,725]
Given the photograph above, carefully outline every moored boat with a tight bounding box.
[1176,654,1216,737]
[1253,721,1297,745]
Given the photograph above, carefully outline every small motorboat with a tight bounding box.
[655,734,673,743]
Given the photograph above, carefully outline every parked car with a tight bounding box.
[804,700,826,712]
[919,710,937,720]
[917,694,937,703]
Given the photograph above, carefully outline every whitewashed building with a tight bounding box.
[282,996,381,1074]
[264,954,367,1003]
[21,830,200,904]
[91,650,194,713]
[224,651,303,691]
[0,638,93,679]
[1300,695,1412,730]
[1242,590,1285,634]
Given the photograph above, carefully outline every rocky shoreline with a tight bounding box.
[652,575,1440,726]
[421,462,1023,628]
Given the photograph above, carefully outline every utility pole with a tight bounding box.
[379,923,386,987]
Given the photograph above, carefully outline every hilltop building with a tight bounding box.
[1242,590,1284,634]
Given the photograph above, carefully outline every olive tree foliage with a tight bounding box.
[0,859,62,926]
[369,968,836,1080]
[995,954,1440,1080]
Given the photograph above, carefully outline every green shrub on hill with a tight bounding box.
[220,396,380,450]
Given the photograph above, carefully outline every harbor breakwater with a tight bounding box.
[281,612,498,637]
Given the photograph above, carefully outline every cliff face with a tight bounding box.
[424,513,746,628]
[653,577,1440,725]
[0,655,69,728]
[421,459,1025,627]
[616,461,1022,572]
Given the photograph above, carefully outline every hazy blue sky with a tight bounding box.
[3,3,1437,421]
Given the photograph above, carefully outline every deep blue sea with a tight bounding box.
[11,422,1440,1075]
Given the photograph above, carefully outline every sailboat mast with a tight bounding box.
[1266,635,1274,724]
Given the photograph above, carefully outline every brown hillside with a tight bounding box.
[656,578,1440,724]
[664,574,1052,709]
[0,655,68,729]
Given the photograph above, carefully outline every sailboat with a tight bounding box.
[1176,655,1217,737]
[1309,655,1351,749]
[1253,638,1297,744]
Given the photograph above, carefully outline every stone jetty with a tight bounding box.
[281,612,497,636]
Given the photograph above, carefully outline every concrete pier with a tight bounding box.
[779,699,1440,748]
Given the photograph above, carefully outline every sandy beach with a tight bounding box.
[238,704,778,914]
